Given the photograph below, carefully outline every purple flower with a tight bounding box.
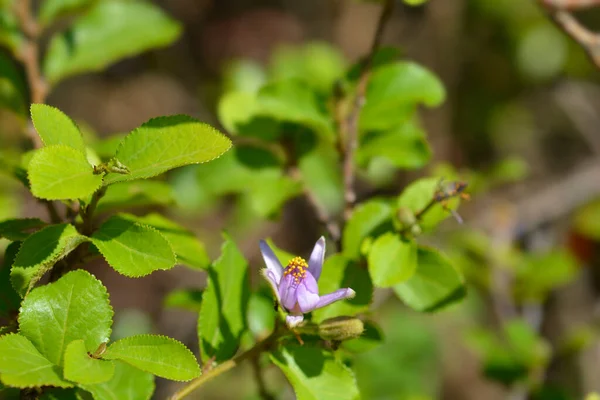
[259,236,356,328]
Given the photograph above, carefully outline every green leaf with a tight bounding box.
[515,249,578,301]
[0,51,26,115]
[92,133,127,160]
[342,321,384,353]
[357,121,431,169]
[312,255,373,323]
[360,62,445,131]
[91,215,176,277]
[247,292,275,337]
[18,270,113,366]
[11,224,89,297]
[257,79,332,134]
[43,0,182,84]
[104,115,231,185]
[95,181,174,214]
[368,233,417,287]
[198,236,249,362]
[393,247,465,312]
[270,344,360,400]
[30,104,86,152]
[223,59,266,94]
[103,334,200,381]
[397,177,460,232]
[0,242,20,318]
[39,0,93,25]
[63,339,115,384]
[0,218,45,241]
[0,334,72,388]
[122,213,210,270]
[28,145,103,200]
[79,361,154,400]
[343,200,392,260]
[164,289,203,313]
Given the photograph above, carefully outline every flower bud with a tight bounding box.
[397,207,416,226]
[318,317,364,341]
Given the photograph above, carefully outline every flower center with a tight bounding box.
[283,256,308,284]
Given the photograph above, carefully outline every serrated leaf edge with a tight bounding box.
[30,104,85,153]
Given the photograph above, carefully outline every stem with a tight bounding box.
[43,201,62,224]
[168,330,280,400]
[81,187,107,236]
[341,0,395,221]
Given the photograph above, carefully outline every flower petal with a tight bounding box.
[278,274,298,311]
[297,281,320,313]
[259,240,283,283]
[314,288,356,310]
[303,270,319,294]
[307,236,326,281]
[286,314,304,328]
[260,268,281,303]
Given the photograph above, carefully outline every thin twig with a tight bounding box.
[539,0,600,68]
[341,0,395,221]
[81,187,107,236]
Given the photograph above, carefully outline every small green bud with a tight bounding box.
[410,224,422,236]
[397,207,416,226]
[318,317,364,341]
[107,158,130,174]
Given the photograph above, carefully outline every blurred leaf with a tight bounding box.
[0,333,72,388]
[247,292,275,337]
[92,134,127,159]
[346,47,401,81]
[104,115,231,185]
[123,213,209,270]
[28,145,103,200]
[164,289,203,313]
[263,238,295,266]
[44,0,181,84]
[573,200,600,241]
[514,249,578,301]
[517,23,567,81]
[312,254,373,323]
[11,223,88,297]
[270,344,360,400]
[343,200,393,260]
[0,51,26,115]
[96,181,174,214]
[218,91,258,134]
[393,247,465,312]
[489,156,529,184]
[397,177,460,232]
[270,42,346,93]
[19,270,113,366]
[368,233,417,287]
[404,0,429,5]
[39,0,93,26]
[79,361,154,400]
[0,1,23,53]
[357,120,431,169]
[111,309,152,341]
[91,215,176,277]
[103,334,200,381]
[360,62,445,131]
[63,339,115,384]
[0,241,20,317]
[342,321,384,353]
[198,236,249,363]
[0,218,45,240]
[30,104,86,153]
[223,59,266,94]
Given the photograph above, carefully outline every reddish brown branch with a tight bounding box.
[341,0,395,221]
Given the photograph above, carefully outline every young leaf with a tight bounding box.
[91,215,176,277]
[396,177,460,232]
[95,181,174,214]
[164,289,203,313]
[342,200,392,260]
[30,104,86,153]
[393,247,466,312]
[103,334,200,381]
[312,255,373,323]
[43,1,181,84]
[63,339,115,384]
[0,242,20,318]
[368,233,417,287]
[28,145,103,200]
[120,213,210,270]
[0,218,46,241]
[198,236,249,362]
[104,115,231,185]
[18,270,113,366]
[360,62,445,131]
[356,121,431,169]
[79,361,154,400]
[270,344,360,400]
[11,224,89,297]
[0,334,72,388]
